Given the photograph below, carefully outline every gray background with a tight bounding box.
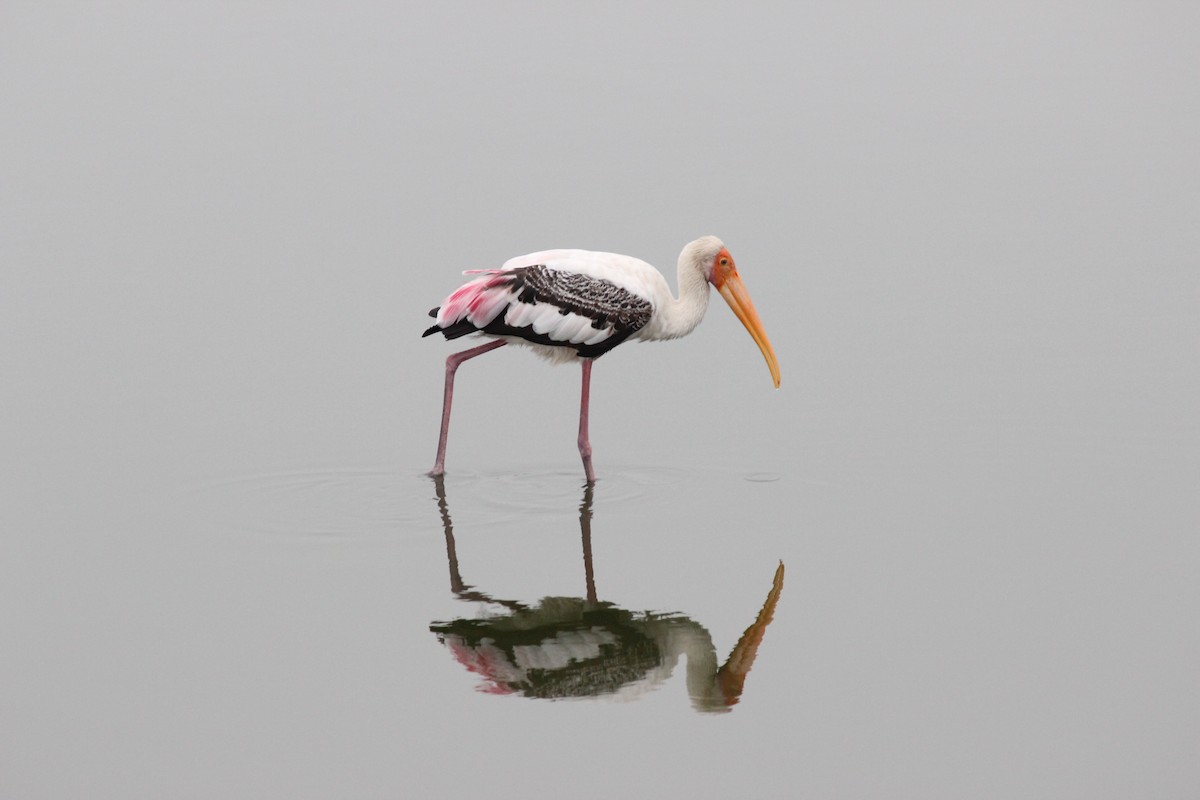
[3,2,1197,798]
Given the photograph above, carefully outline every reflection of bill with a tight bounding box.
[429,477,784,713]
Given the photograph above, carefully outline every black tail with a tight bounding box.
[423,308,482,340]
[422,306,443,338]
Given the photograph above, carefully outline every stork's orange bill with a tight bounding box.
[716,272,782,388]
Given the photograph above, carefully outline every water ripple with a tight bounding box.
[170,463,787,540]
[442,464,692,522]
[174,466,428,539]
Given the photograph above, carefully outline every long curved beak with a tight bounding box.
[717,273,782,388]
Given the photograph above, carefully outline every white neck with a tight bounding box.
[649,258,711,340]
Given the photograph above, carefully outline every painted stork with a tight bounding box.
[423,236,780,481]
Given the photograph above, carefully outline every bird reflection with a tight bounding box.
[429,477,784,713]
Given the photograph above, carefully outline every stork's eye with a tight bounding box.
[719,257,729,266]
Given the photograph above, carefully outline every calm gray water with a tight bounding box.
[3,4,1198,798]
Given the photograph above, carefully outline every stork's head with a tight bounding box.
[684,236,782,389]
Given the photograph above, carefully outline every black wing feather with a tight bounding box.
[423,266,653,358]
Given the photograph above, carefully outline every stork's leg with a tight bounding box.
[578,359,596,483]
[430,340,506,476]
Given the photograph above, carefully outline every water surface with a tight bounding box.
[3,3,1198,798]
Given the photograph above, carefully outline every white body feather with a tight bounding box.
[431,239,722,364]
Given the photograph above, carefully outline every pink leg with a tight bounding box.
[578,359,596,483]
[430,340,506,476]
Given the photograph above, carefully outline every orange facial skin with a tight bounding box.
[710,250,781,388]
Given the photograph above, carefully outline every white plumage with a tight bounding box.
[423,236,781,480]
